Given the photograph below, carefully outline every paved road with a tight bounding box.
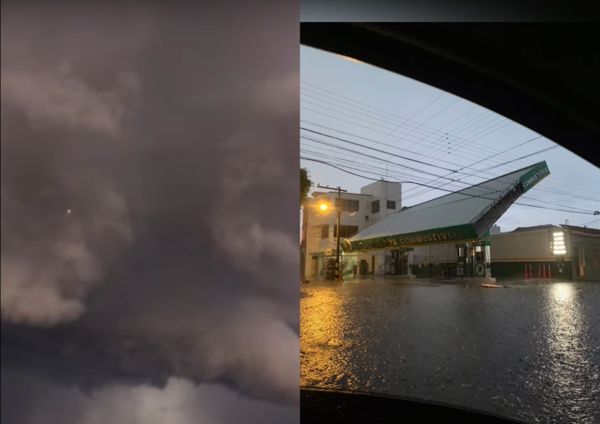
[301,278,600,423]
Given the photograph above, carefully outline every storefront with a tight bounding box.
[347,161,551,280]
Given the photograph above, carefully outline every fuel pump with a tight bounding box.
[484,242,492,278]
[472,241,492,277]
[455,243,467,277]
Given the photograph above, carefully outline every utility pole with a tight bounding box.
[318,184,347,282]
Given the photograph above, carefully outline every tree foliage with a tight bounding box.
[300,168,312,205]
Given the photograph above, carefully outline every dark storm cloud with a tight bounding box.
[1,0,299,421]
[1,367,296,424]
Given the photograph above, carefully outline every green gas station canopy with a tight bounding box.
[348,161,550,251]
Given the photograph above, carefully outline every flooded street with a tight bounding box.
[301,279,600,423]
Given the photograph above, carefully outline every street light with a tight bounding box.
[316,184,347,282]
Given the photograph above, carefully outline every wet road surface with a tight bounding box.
[301,279,600,423]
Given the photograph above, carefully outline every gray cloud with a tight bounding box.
[1,179,133,325]
[1,368,296,424]
[1,0,299,419]
[1,67,138,135]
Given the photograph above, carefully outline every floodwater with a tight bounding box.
[301,279,600,423]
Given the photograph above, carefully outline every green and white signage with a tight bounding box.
[519,161,550,192]
[349,224,478,251]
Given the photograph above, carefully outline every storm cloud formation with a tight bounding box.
[1,1,299,422]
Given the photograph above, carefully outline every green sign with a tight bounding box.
[519,161,550,192]
[349,224,478,251]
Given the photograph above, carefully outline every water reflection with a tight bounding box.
[301,280,600,423]
[551,283,575,304]
[542,283,592,421]
[301,286,348,389]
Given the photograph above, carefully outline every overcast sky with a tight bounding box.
[1,2,298,423]
[301,46,600,231]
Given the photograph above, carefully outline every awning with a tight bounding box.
[348,161,550,251]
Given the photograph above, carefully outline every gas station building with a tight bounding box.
[301,161,599,281]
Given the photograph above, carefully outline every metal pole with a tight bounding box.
[336,187,342,282]
[317,184,347,283]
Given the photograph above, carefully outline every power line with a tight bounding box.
[302,121,547,182]
[301,156,598,216]
[301,131,600,209]
[302,81,500,144]
[301,93,556,191]
[301,134,494,190]
[441,107,488,134]
[302,127,509,180]
[304,81,592,187]
[301,127,563,199]
[302,123,499,178]
[379,97,460,143]
[582,217,600,226]
[402,135,551,200]
[301,149,598,213]
[478,145,559,172]
[302,83,593,194]
[302,82,600,194]
[300,119,562,196]
[302,156,502,198]
[301,99,600,206]
[302,93,508,163]
[302,82,520,162]
[377,92,447,142]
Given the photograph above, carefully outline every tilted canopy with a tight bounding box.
[348,161,550,251]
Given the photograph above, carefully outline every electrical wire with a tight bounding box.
[301,156,598,216]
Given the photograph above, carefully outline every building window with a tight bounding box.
[345,199,359,212]
[335,198,360,212]
[371,200,380,214]
[386,200,396,210]
[365,215,369,221]
[333,225,359,238]
[321,225,329,239]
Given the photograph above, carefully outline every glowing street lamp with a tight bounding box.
[316,185,347,282]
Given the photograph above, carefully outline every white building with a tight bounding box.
[302,161,554,281]
[301,180,401,280]
[489,225,501,235]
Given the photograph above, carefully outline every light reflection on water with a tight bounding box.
[301,280,600,423]
[540,283,598,421]
[300,288,350,388]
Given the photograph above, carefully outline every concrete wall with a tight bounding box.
[303,192,373,278]
[568,228,600,281]
[484,227,561,263]
[360,181,402,222]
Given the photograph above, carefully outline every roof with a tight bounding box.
[561,224,600,236]
[511,225,559,232]
[311,191,372,198]
[348,161,550,250]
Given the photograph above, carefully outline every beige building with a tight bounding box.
[483,224,600,281]
[301,180,402,280]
